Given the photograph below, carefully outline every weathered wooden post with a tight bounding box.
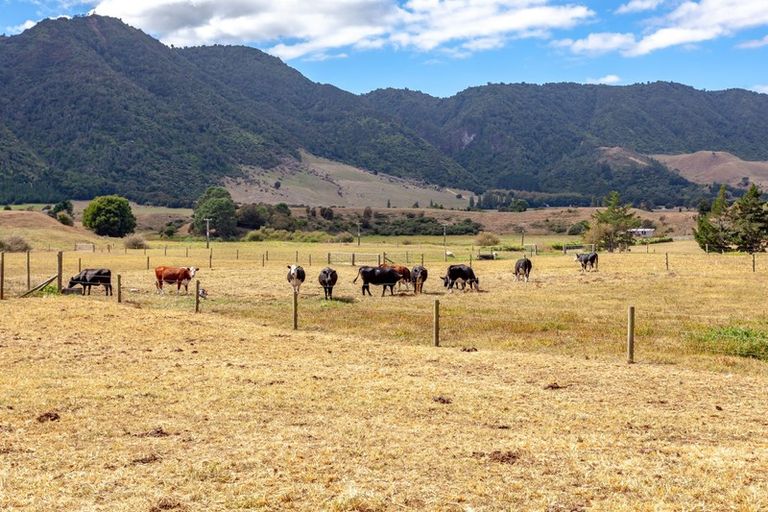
[327,252,331,265]
[665,252,669,271]
[377,254,381,266]
[57,251,63,292]
[469,253,473,268]
[627,305,635,364]
[421,253,424,266]
[209,249,212,269]
[164,245,167,256]
[295,250,298,263]
[535,244,538,256]
[433,299,440,347]
[266,250,269,261]
[646,243,649,254]
[0,252,4,300]
[93,244,96,253]
[292,291,298,330]
[186,246,189,257]
[309,254,312,267]
[562,243,567,255]
[383,251,387,263]
[107,244,111,254]
[705,244,709,254]
[78,257,81,273]
[117,274,122,304]
[195,280,200,313]
[753,253,756,273]
[26,251,31,291]
[352,253,356,266]
[262,253,265,267]
[146,256,150,270]
[236,249,239,260]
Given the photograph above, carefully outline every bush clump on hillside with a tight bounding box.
[57,212,74,226]
[475,232,500,246]
[0,235,32,252]
[123,235,149,250]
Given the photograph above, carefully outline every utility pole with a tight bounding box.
[204,218,212,249]
[357,222,361,247]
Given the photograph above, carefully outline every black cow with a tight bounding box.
[411,265,428,294]
[318,267,338,300]
[574,252,599,272]
[441,264,479,291]
[514,256,532,282]
[68,268,112,296]
[353,266,402,296]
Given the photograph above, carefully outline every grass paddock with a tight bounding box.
[1,238,767,510]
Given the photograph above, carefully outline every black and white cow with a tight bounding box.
[68,268,112,296]
[287,265,306,294]
[441,264,479,291]
[318,267,338,300]
[353,266,402,296]
[411,265,428,294]
[514,256,533,282]
[574,252,599,272]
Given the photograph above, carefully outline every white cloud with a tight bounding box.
[752,85,768,94]
[586,74,621,85]
[5,19,37,35]
[553,32,636,55]
[90,0,595,60]
[616,0,664,15]
[738,34,768,48]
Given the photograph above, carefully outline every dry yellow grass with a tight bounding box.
[1,239,768,510]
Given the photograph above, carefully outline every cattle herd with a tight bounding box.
[63,252,601,298]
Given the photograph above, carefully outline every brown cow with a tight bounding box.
[379,263,411,292]
[155,266,199,294]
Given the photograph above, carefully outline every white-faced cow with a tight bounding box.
[574,252,599,272]
[441,264,479,292]
[514,256,532,282]
[318,267,338,300]
[287,265,306,294]
[411,265,428,294]
[353,266,402,296]
[68,268,112,295]
[155,266,198,294]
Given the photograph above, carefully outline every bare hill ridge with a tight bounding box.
[654,151,768,189]
[0,210,103,248]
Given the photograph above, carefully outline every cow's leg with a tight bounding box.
[363,283,370,296]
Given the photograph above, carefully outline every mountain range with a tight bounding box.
[2,15,768,207]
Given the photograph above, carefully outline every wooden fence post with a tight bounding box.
[469,253,473,268]
[146,256,150,270]
[327,252,331,265]
[26,251,31,291]
[266,250,269,262]
[78,257,81,273]
[195,280,200,313]
[236,249,239,260]
[665,252,669,271]
[433,299,440,347]
[352,253,356,266]
[57,251,63,292]
[117,274,122,303]
[209,249,212,269]
[627,305,635,364]
[377,254,381,266]
[295,250,298,263]
[309,254,312,267]
[292,291,298,330]
[262,253,265,267]
[186,247,189,257]
[164,245,167,256]
[0,252,4,300]
[421,253,424,266]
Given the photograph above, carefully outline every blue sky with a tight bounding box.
[2,0,767,97]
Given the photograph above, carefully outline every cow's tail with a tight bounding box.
[352,268,362,284]
[594,253,599,270]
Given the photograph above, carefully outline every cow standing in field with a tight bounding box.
[575,252,599,272]
[353,266,402,296]
[441,264,479,292]
[287,265,306,294]
[514,256,532,282]
[411,265,428,294]
[155,266,198,294]
[379,263,411,291]
[68,269,112,295]
[318,267,338,300]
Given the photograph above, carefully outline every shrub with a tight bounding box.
[0,236,32,252]
[331,232,355,243]
[83,195,136,237]
[567,220,590,235]
[57,212,74,226]
[2,205,11,210]
[475,232,500,246]
[123,235,149,249]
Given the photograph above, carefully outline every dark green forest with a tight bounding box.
[2,16,768,206]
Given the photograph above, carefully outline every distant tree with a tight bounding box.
[584,191,640,252]
[50,199,74,218]
[236,204,269,229]
[693,185,733,252]
[319,207,334,220]
[193,187,237,238]
[82,195,136,237]
[730,184,768,253]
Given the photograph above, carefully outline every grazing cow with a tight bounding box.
[318,267,338,300]
[379,263,411,291]
[68,268,112,296]
[514,256,533,282]
[287,265,306,294]
[441,264,479,292]
[155,266,198,294]
[574,252,599,272]
[353,266,402,296]
[411,265,428,294]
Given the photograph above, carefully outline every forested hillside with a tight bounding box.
[2,15,768,206]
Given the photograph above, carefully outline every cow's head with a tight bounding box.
[187,267,199,278]
[198,288,208,299]
[441,275,450,288]
[287,264,298,275]
[573,254,581,261]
